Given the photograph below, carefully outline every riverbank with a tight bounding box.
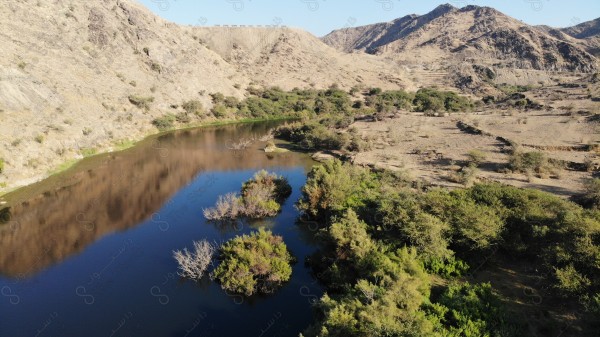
[0,116,295,198]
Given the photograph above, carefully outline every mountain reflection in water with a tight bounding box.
[0,121,309,278]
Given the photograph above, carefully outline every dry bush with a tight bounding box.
[173,240,216,280]
[203,193,243,220]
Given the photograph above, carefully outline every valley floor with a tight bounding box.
[348,110,598,198]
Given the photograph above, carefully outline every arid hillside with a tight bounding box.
[192,26,410,91]
[0,0,408,192]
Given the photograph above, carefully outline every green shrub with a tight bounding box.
[240,170,292,218]
[466,149,487,167]
[150,62,161,73]
[583,178,600,209]
[426,282,518,336]
[275,122,352,151]
[509,150,549,174]
[0,158,4,174]
[209,92,225,104]
[34,134,45,143]
[210,104,228,118]
[128,95,154,110]
[554,264,591,295]
[175,112,191,124]
[305,247,434,336]
[80,148,97,157]
[211,229,293,296]
[377,190,452,260]
[223,96,239,108]
[496,84,533,95]
[152,114,176,131]
[298,160,379,221]
[182,100,204,116]
[413,88,473,112]
[204,170,292,220]
[298,161,599,335]
[450,164,479,186]
[424,255,470,278]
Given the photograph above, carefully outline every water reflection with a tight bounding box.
[0,122,311,278]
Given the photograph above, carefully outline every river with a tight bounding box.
[0,121,323,337]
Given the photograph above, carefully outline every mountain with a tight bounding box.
[560,18,600,56]
[322,3,456,54]
[191,26,409,91]
[562,17,600,39]
[323,4,598,86]
[0,0,409,192]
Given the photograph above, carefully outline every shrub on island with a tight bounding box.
[203,170,292,220]
[211,229,294,296]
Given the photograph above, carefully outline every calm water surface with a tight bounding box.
[0,122,323,337]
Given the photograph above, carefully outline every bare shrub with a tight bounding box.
[203,193,242,220]
[173,240,216,280]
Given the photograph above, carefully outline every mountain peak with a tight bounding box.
[430,3,458,16]
[322,4,597,73]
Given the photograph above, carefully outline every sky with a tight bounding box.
[136,0,600,37]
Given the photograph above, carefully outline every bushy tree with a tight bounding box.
[211,229,293,296]
[377,190,452,260]
[426,282,519,337]
[306,248,435,337]
[298,160,379,221]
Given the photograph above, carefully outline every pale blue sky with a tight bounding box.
[136,0,600,36]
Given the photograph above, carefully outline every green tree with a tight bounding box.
[211,229,294,296]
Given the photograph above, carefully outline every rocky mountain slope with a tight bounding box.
[0,0,408,192]
[562,17,600,39]
[560,17,600,56]
[323,4,597,72]
[323,4,598,91]
[192,26,409,91]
